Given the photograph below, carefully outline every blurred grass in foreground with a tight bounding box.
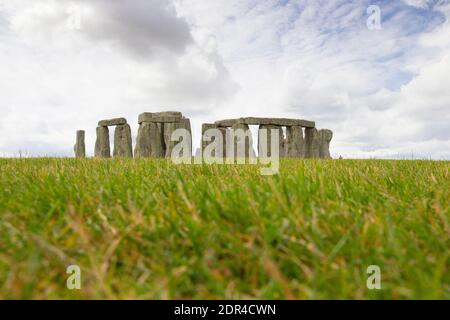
[0,158,448,299]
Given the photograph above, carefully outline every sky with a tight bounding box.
[0,0,449,159]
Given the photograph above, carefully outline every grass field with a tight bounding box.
[0,158,448,299]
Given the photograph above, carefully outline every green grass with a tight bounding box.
[0,158,448,299]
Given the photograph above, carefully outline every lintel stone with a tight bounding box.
[215,117,315,128]
[98,118,127,127]
[138,112,183,124]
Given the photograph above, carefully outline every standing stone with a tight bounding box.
[134,122,165,158]
[95,126,111,158]
[305,128,320,159]
[164,122,181,158]
[164,118,192,158]
[182,117,192,157]
[286,126,305,158]
[202,124,216,155]
[201,123,227,158]
[282,136,289,158]
[258,125,284,158]
[218,127,228,158]
[318,129,333,159]
[231,123,255,160]
[163,122,187,159]
[134,123,151,158]
[113,124,133,158]
[74,130,86,158]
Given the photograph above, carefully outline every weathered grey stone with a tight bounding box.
[145,116,183,124]
[285,126,305,158]
[164,118,192,158]
[258,125,284,158]
[215,117,315,128]
[74,130,86,158]
[201,123,216,154]
[113,124,133,158]
[134,122,165,158]
[95,126,111,158]
[145,111,183,117]
[304,128,320,159]
[231,123,256,160]
[98,118,127,127]
[183,117,192,134]
[248,117,315,128]
[201,123,227,158]
[138,112,183,124]
[183,117,193,157]
[215,118,245,127]
[134,123,151,158]
[281,137,288,158]
[318,129,333,159]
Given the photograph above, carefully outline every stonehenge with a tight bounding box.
[75,113,333,160]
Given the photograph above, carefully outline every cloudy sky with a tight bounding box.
[0,0,449,159]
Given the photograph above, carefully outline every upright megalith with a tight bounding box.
[164,122,182,158]
[258,124,284,158]
[134,122,164,158]
[134,123,151,158]
[183,117,192,143]
[182,118,193,158]
[231,123,256,160]
[285,126,305,158]
[95,126,111,158]
[305,128,320,159]
[113,124,133,158]
[318,129,333,159]
[201,123,227,158]
[74,130,86,158]
[201,123,216,155]
[164,117,192,158]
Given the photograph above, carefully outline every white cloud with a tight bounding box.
[0,0,449,159]
[402,0,432,9]
[0,0,237,156]
[175,0,450,159]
